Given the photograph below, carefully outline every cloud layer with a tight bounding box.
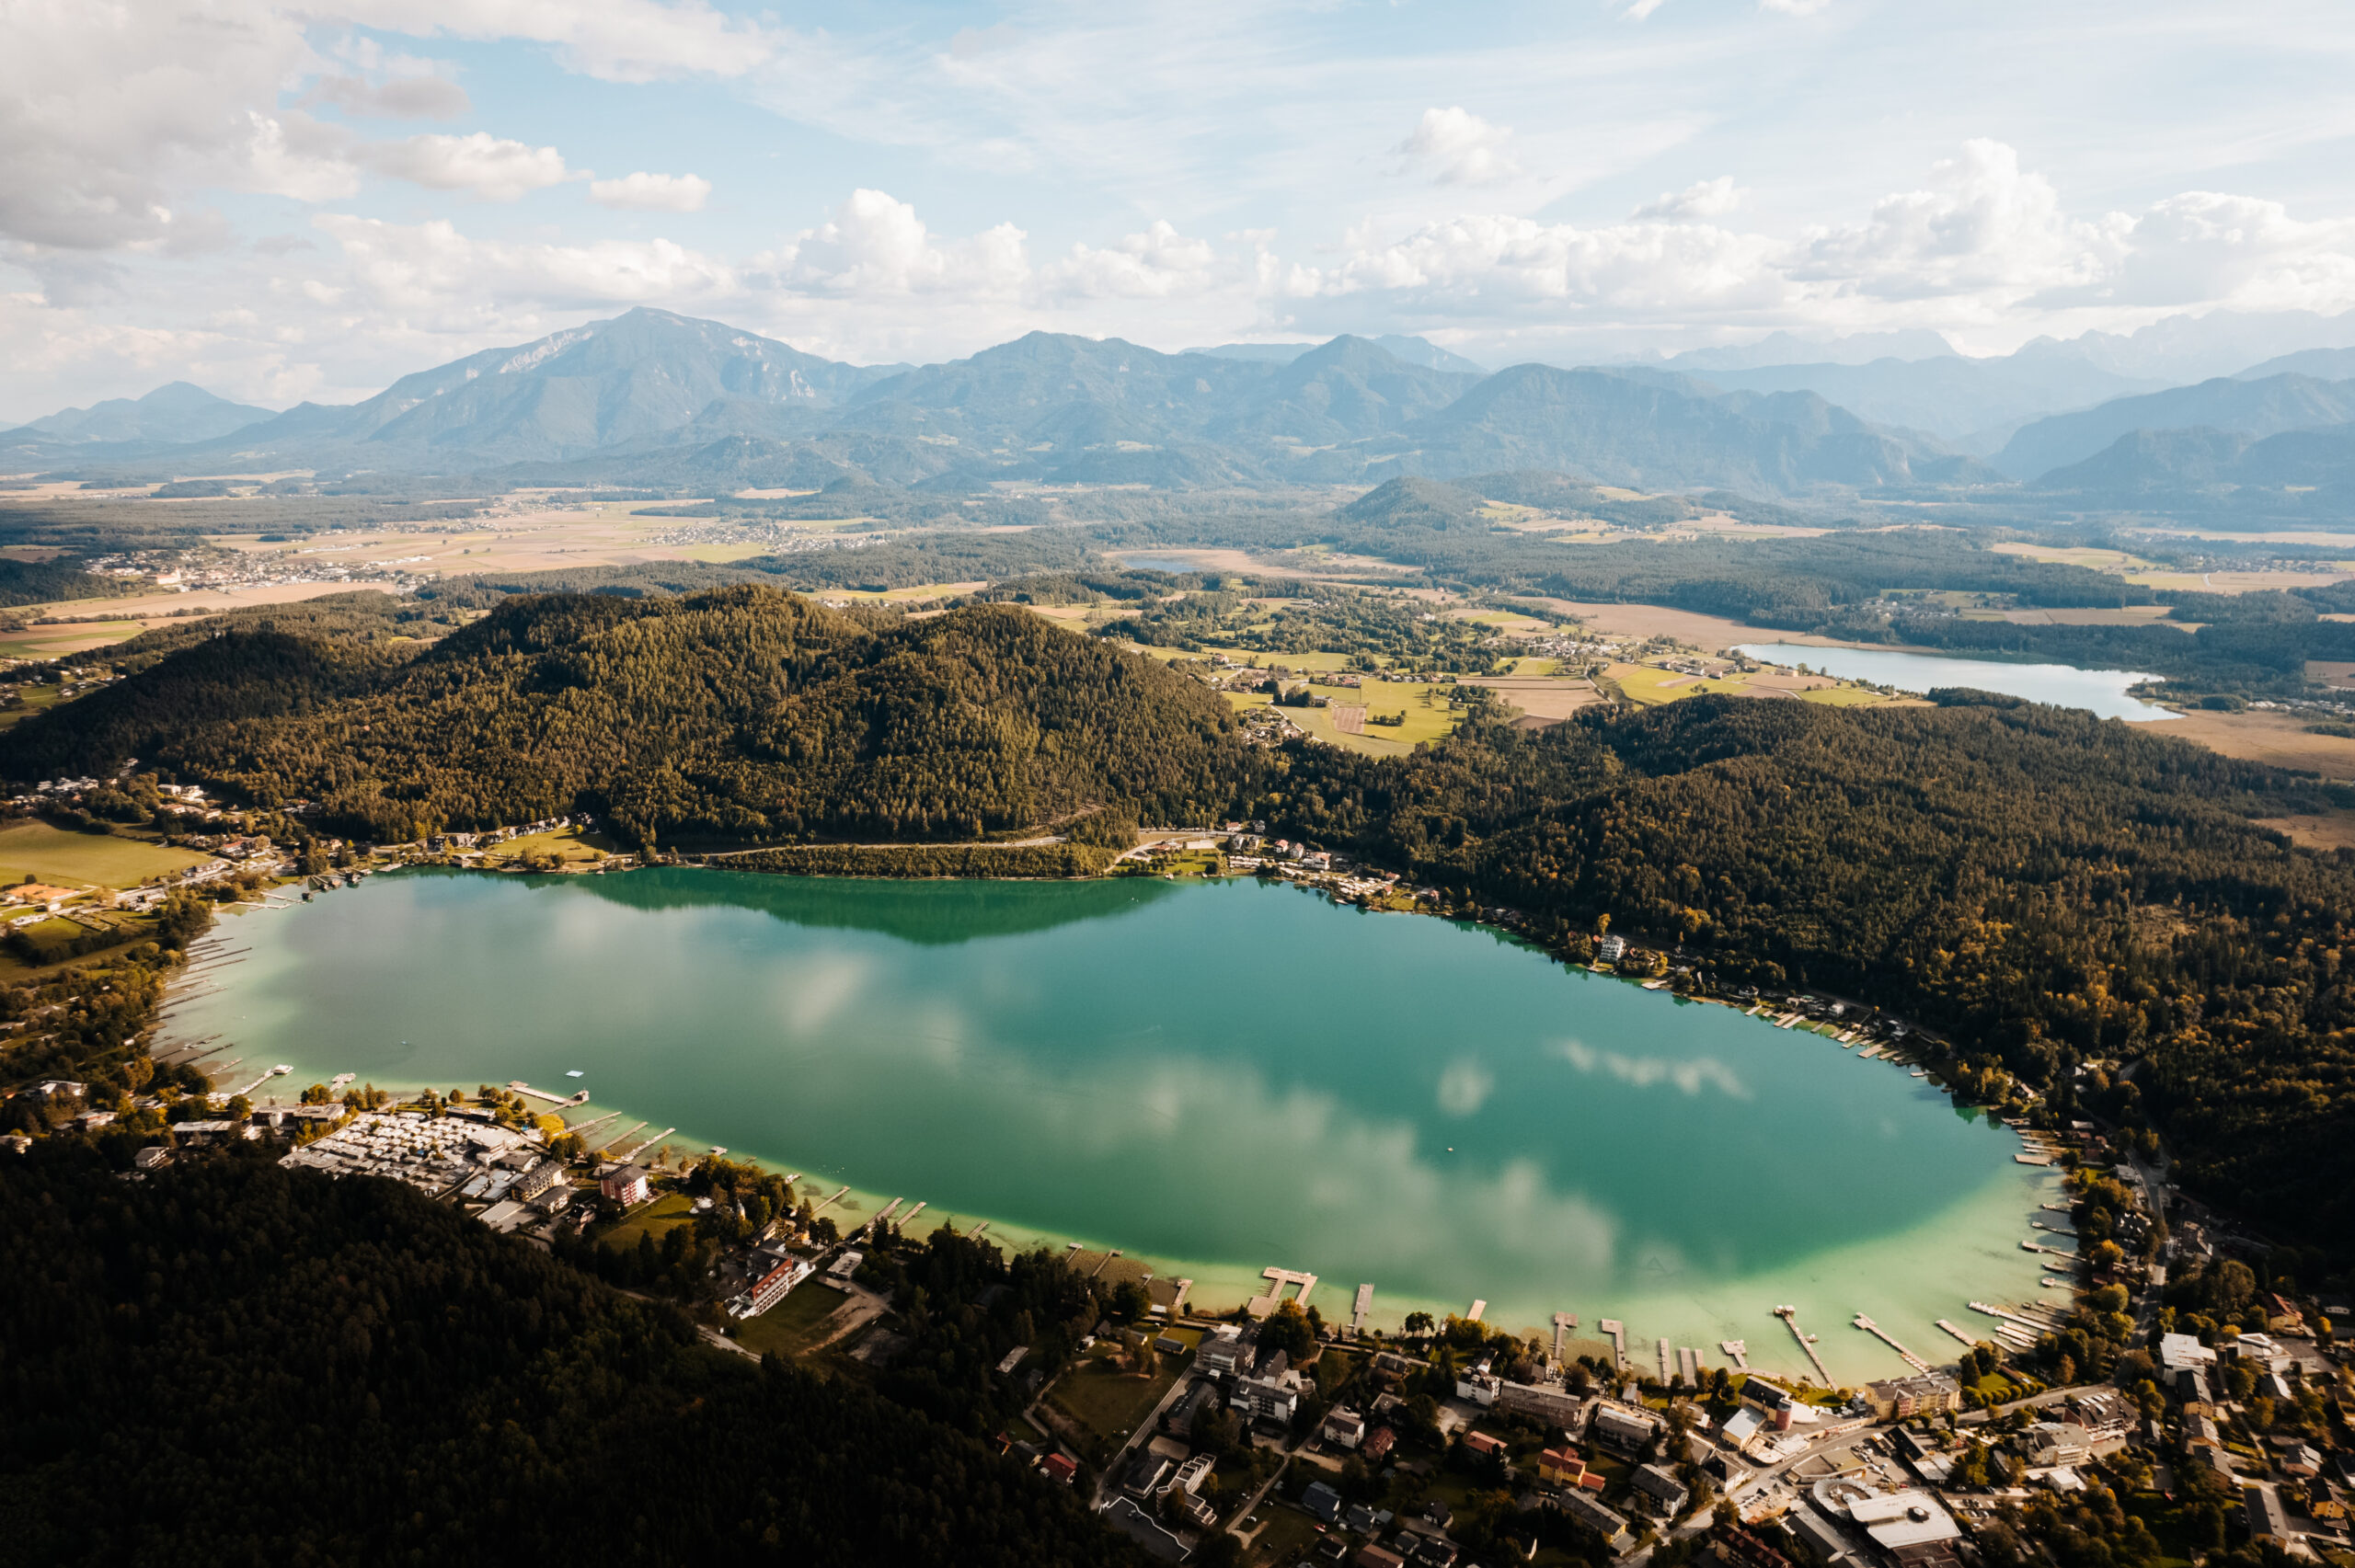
[5,0,2355,418]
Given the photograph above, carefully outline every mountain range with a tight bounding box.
[0,309,1992,498]
[15,305,2355,514]
[4,382,276,446]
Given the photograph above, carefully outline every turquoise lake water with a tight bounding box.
[174,868,2056,1380]
[1738,643,2179,722]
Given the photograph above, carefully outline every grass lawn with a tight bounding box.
[1046,1346,1183,1446]
[0,685,66,731]
[1242,1505,1321,1567]
[597,1190,695,1253]
[477,826,619,867]
[732,1281,850,1356]
[0,820,213,888]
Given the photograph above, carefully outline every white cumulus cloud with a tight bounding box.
[317,214,736,313]
[363,132,570,201]
[1632,176,1745,223]
[1043,220,1222,300]
[767,189,1028,296]
[590,171,713,212]
[1396,107,1521,187]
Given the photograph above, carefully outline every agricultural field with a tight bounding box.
[0,820,213,889]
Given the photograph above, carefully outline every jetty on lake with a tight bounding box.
[1352,1283,1375,1334]
[1597,1318,1627,1368]
[1775,1305,1833,1384]
[1853,1313,1930,1373]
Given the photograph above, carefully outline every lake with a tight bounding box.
[175,868,2055,1380]
[1738,643,2178,722]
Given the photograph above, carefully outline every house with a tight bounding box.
[1301,1481,1344,1523]
[1122,1453,1174,1498]
[599,1164,650,1205]
[735,1256,812,1318]
[1038,1453,1077,1485]
[1591,1402,1661,1455]
[1863,1374,1960,1420]
[1782,1508,1859,1566]
[1353,1548,1406,1568]
[1455,1369,1501,1405]
[1323,1407,1367,1448]
[1554,1489,1636,1553]
[1716,1527,1798,1568]
[1197,1324,1249,1375]
[1460,1431,1507,1460]
[1496,1380,1584,1427]
[2018,1421,2094,1468]
[1539,1448,1587,1486]
[2158,1333,2217,1373]
[132,1144,172,1171]
[1632,1463,1690,1518]
[514,1157,565,1201]
[2244,1485,2291,1542]
[1362,1426,1396,1460]
[1721,1406,1768,1452]
[1597,934,1627,963]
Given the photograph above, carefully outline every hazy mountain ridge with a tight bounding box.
[1,383,276,447]
[20,305,2355,509]
[1997,372,2355,479]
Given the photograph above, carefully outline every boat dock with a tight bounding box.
[809,1185,852,1216]
[1466,1299,1487,1322]
[1719,1339,1749,1370]
[1775,1306,1834,1384]
[508,1079,591,1106]
[1248,1267,1317,1318]
[1657,1338,1671,1380]
[1853,1314,1930,1373]
[1598,1319,1627,1368]
[2020,1239,2074,1259]
[1675,1345,1707,1381]
[593,1120,646,1153]
[225,1065,287,1099]
[1551,1312,1575,1364]
[568,1112,622,1137]
[1353,1284,1375,1333]
[856,1198,902,1239]
[1936,1319,1979,1348]
[898,1202,925,1229]
[609,1127,673,1162]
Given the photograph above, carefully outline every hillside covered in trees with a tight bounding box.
[0,586,1243,848]
[0,1147,1142,1567]
[1260,694,2355,1255]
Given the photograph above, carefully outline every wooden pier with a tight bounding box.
[1597,1319,1627,1368]
[1551,1311,1575,1364]
[1719,1339,1749,1370]
[1353,1284,1375,1334]
[1936,1319,1980,1348]
[1775,1306,1833,1384]
[608,1127,673,1162]
[808,1185,852,1216]
[1852,1314,1930,1373]
[1466,1299,1487,1322]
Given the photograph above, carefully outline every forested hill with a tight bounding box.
[1266,695,2355,1254]
[0,586,1243,848]
[0,1148,1141,1567]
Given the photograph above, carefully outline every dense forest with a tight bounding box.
[1258,695,2355,1256]
[0,586,1245,848]
[0,1147,1143,1567]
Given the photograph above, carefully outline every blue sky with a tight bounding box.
[5,0,2355,420]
